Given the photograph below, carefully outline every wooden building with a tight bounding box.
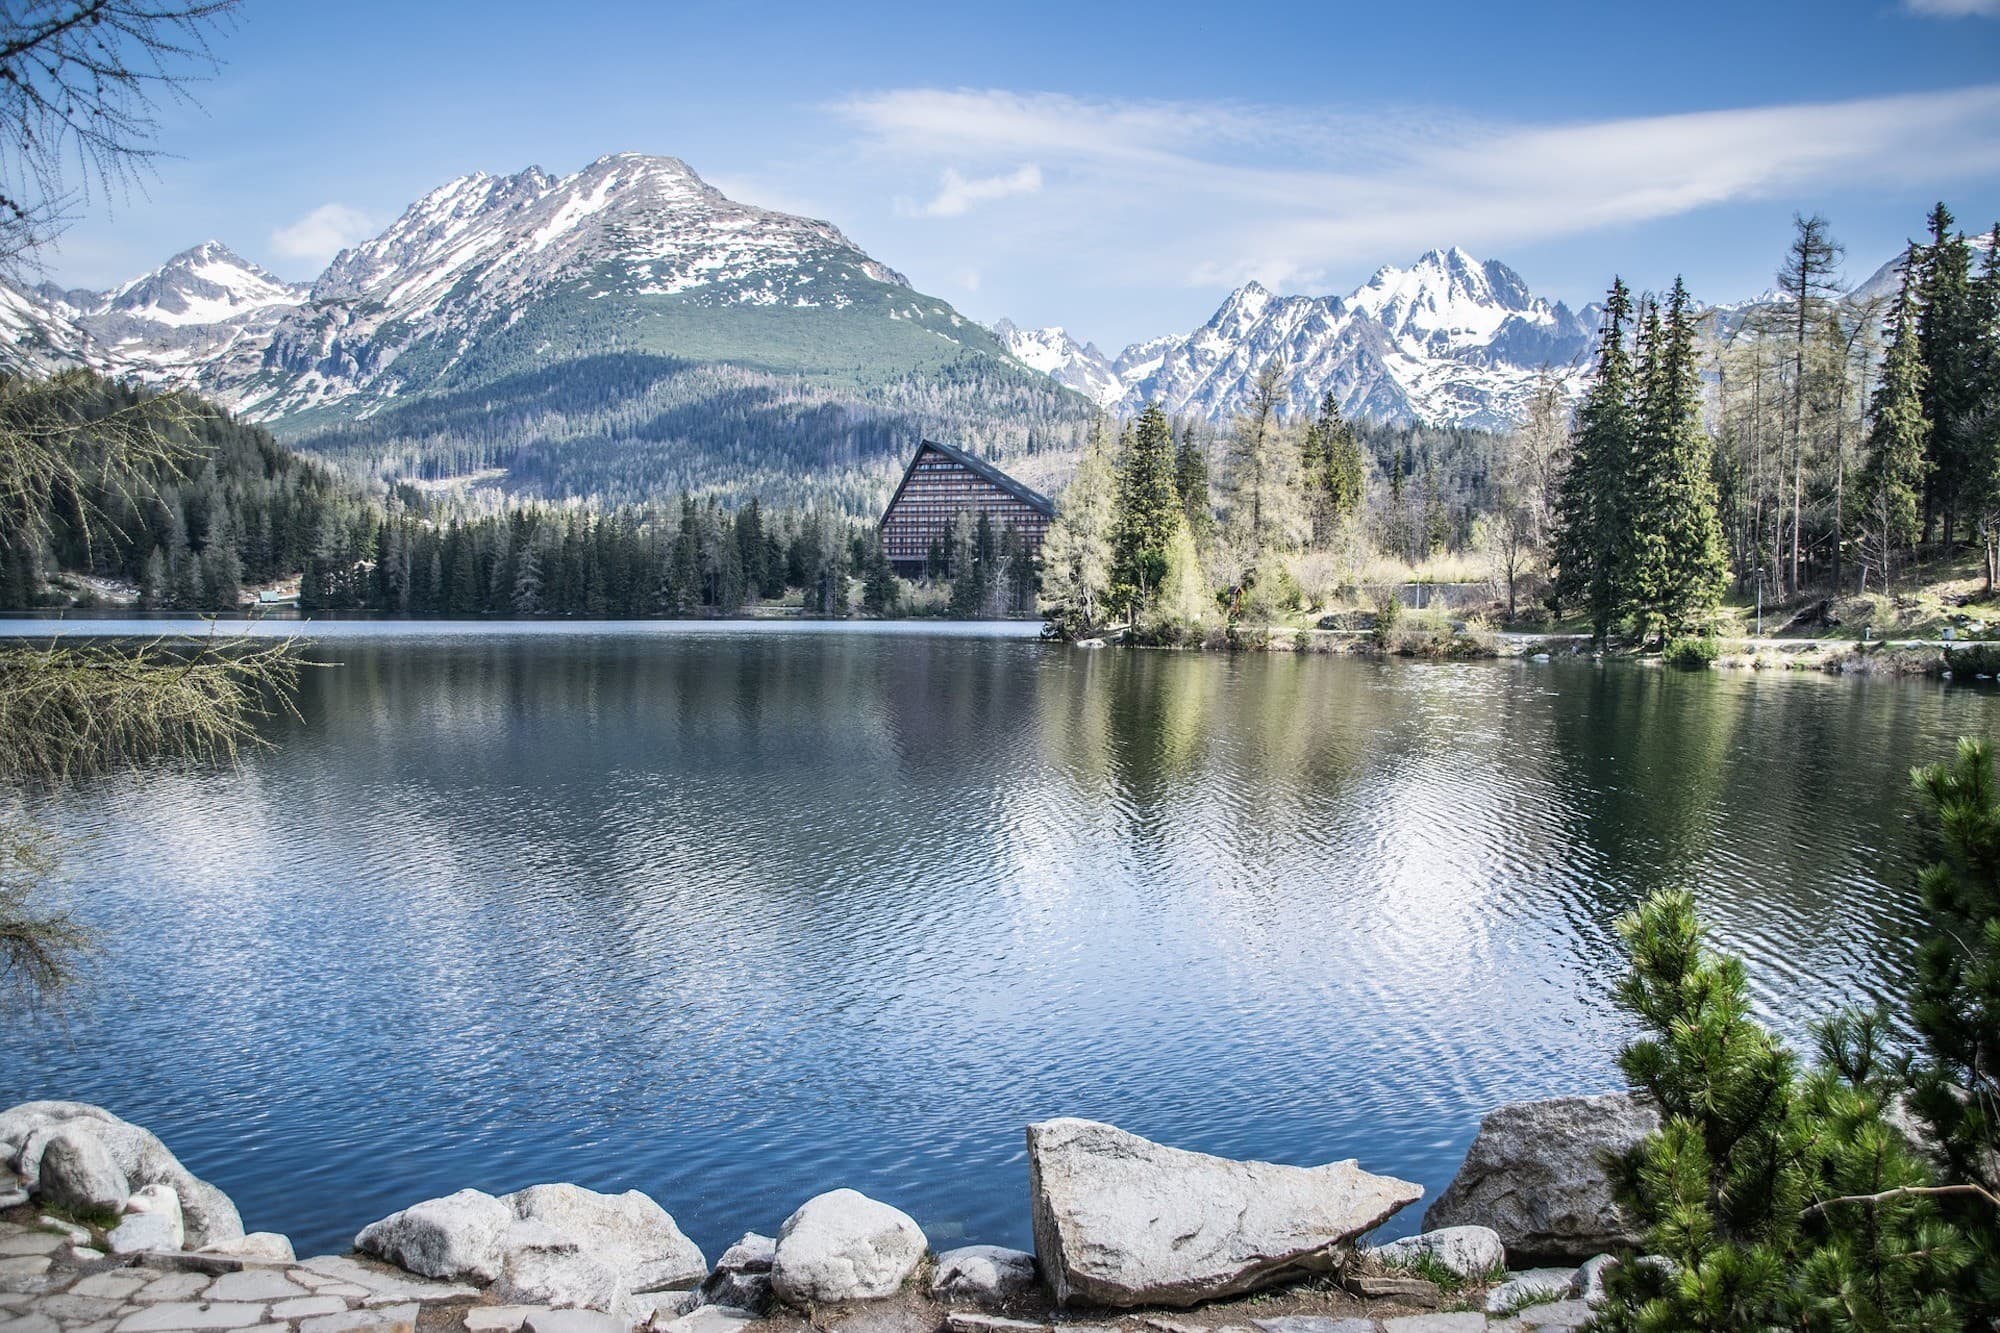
[878,439,1056,577]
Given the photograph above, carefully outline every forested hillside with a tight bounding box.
[285,347,1091,512]
[0,372,367,611]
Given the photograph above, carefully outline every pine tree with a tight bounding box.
[1599,891,1965,1333]
[1917,203,1979,546]
[947,509,981,617]
[1906,739,2000,1319]
[1113,405,1182,618]
[1552,279,1637,644]
[1629,279,1728,640]
[1173,425,1211,542]
[1857,257,1931,592]
[1320,393,1365,527]
[1778,214,1846,595]
[861,530,899,615]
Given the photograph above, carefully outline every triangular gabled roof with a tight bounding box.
[878,438,1056,529]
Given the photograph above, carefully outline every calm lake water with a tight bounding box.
[2,620,1994,1261]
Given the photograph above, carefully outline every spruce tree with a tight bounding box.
[1857,257,1931,591]
[1174,425,1211,541]
[1319,392,1365,526]
[861,530,899,615]
[1552,279,1637,644]
[1112,404,1181,618]
[1916,203,1978,545]
[1630,279,1728,640]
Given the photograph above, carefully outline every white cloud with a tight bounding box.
[833,85,2000,291]
[1905,0,2000,15]
[909,164,1043,218]
[269,203,376,263]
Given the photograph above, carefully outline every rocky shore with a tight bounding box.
[0,1095,1665,1333]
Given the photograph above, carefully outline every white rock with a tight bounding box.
[504,1183,706,1294]
[1424,1093,1657,1263]
[769,1188,927,1305]
[1026,1117,1422,1308]
[1369,1226,1505,1279]
[687,1232,772,1314]
[110,1187,186,1255]
[494,1219,623,1312]
[37,1123,130,1217]
[38,1216,91,1245]
[1574,1254,1617,1306]
[200,1233,295,1264]
[1381,1317,1486,1333]
[354,1188,513,1283]
[1485,1267,1580,1314]
[931,1246,1038,1304]
[714,1235,773,1274]
[0,1102,243,1248]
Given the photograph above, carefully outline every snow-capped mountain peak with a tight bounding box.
[993,317,1122,405]
[997,245,1598,428]
[98,241,304,328]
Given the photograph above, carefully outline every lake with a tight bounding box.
[1,620,1992,1261]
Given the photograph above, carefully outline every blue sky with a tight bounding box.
[42,0,2000,350]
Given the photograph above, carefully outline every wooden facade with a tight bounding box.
[878,439,1056,577]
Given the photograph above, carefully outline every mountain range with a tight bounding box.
[0,151,1934,505]
[0,153,1092,506]
[997,248,1601,430]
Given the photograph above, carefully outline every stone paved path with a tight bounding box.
[0,1220,1593,1333]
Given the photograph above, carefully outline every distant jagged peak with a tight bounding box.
[100,239,304,326]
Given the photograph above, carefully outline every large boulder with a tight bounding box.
[0,1101,244,1247]
[494,1219,624,1311]
[38,1124,129,1214]
[1422,1093,1659,1263]
[355,1183,707,1312]
[507,1183,706,1294]
[1026,1118,1422,1308]
[769,1189,927,1306]
[356,1188,516,1282]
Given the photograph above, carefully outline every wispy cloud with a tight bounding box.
[1905,0,2000,16]
[908,164,1043,218]
[270,203,376,263]
[833,85,2000,291]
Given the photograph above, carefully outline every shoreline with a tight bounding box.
[1,1099,1646,1333]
